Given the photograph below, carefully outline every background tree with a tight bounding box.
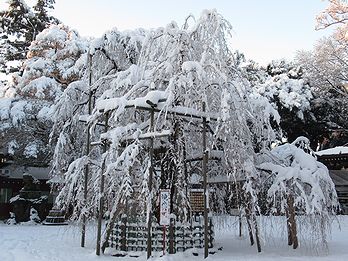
[0,0,59,75]
[293,0,348,148]
[316,0,348,41]
[0,24,87,166]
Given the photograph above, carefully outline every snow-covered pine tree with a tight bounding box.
[0,0,59,75]
[0,24,87,166]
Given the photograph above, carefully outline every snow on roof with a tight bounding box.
[316,146,348,156]
[47,175,64,184]
[0,166,50,180]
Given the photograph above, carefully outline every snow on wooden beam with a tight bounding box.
[98,100,218,121]
[186,150,223,162]
[91,130,172,145]
[207,175,246,184]
[96,90,219,121]
[78,115,106,127]
[123,129,172,141]
[159,104,219,121]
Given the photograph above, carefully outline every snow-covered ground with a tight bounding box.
[1,216,348,261]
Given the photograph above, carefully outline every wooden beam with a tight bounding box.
[147,109,155,259]
[98,100,218,122]
[96,112,109,255]
[202,102,209,259]
[81,51,93,248]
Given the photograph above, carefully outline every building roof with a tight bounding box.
[0,165,50,180]
[329,170,348,189]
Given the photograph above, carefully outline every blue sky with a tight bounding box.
[1,0,333,65]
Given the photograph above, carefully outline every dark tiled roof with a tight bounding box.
[0,165,50,180]
[329,170,348,188]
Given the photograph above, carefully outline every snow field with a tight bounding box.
[1,216,348,261]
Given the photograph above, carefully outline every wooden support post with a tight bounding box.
[163,225,166,255]
[96,113,109,255]
[121,215,127,251]
[169,217,175,254]
[239,213,242,238]
[209,218,214,248]
[81,51,93,248]
[147,109,155,259]
[202,102,209,259]
[236,182,242,238]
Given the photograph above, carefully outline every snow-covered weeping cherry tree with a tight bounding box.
[50,27,145,219]
[257,137,338,250]
[50,10,338,254]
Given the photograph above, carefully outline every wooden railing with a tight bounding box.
[109,215,214,253]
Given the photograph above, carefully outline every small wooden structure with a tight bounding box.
[329,170,348,214]
[316,146,348,214]
[0,158,52,220]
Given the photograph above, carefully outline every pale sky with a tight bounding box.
[1,0,333,65]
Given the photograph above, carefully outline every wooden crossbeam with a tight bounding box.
[98,100,218,121]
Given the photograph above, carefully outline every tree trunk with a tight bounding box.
[101,202,123,253]
[286,195,298,249]
[252,213,262,252]
[286,206,293,246]
[245,207,254,246]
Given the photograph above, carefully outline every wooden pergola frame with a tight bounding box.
[81,92,216,258]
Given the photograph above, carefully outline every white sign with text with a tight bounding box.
[159,189,170,225]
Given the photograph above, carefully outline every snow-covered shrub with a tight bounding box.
[5,212,17,225]
[29,207,41,224]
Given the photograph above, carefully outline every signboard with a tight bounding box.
[190,190,205,213]
[159,189,170,225]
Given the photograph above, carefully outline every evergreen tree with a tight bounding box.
[0,24,87,166]
[0,0,59,74]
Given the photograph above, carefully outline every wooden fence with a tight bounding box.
[109,215,214,253]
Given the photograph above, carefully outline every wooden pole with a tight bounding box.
[81,51,93,248]
[147,109,155,259]
[96,113,109,255]
[202,102,209,259]
[239,213,242,238]
[169,218,175,254]
[163,225,166,255]
[121,214,127,251]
